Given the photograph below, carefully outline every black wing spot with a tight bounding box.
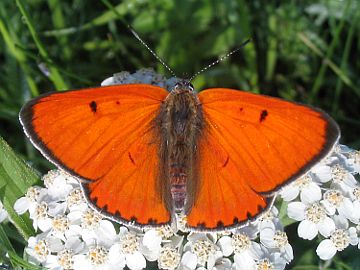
[116,101,120,105]
[115,211,121,217]
[222,156,230,168]
[233,217,239,224]
[128,152,135,165]
[239,107,244,112]
[148,218,158,225]
[130,216,138,222]
[257,204,265,212]
[91,196,98,204]
[197,222,206,229]
[89,101,97,113]
[102,204,108,211]
[260,110,268,122]
[216,220,225,228]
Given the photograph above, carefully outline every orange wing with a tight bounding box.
[20,84,171,226]
[187,88,339,230]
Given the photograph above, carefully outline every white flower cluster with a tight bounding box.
[14,169,294,270]
[11,69,359,269]
[281,144,360,260]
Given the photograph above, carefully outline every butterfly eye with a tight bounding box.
[188,83,195,92]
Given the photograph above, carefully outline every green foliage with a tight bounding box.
[0,136,39,239]
[0,0,359,268]
[0,136,40,268]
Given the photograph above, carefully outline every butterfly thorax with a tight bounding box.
[156,81,203,213]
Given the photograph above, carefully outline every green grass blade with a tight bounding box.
[48,0,72,60]
[0,224,15,253]
[15,0,68,91]
[8,249,44,270]
[0,225,36,270]
[0,6,39,97]
[14,44,92,85]
[298,32,360,98]
[309,1,349,102]
[43,0,144,37]
[332,8,358,113]
[0,136,39,239]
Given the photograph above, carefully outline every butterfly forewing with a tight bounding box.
[185,88,339,230]
[20,84,171,226]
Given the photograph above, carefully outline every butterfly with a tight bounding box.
[19,74,340,231]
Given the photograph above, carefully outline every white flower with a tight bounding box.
[158,246,180,270]
[0,200,8,223]
[316,228,352,260]
[43,237,85,269]
[339,146,360,173]
[255,253,287,270]
[349,187,360,223]
[175,212,190,233]
[108,227,146,270]
[155,225,175,239]
[190,239,219,267]
[259,223,293,263]
[180,251,197,270]
[45,249,74,270]
[352,225,360,249]
[66,188,88,212]
[29,201,53,232]
[310,162,333,183]
[330,164,358,193]
[280,175,321,203]
[316,214,359,260]
[205,251,231,270]
[73,245,121,270]
[43,170,76,201]
[26,232,64,266]
[14,186,46,215]
[287,202,335,240]
[140,229,162,261]
[254,206,282,231]
[48,215,70,241]
[182,233,219,268]
[320,190,355,221]
[77,210,117,248]
[230,234,262,270]
[235,244,287,270]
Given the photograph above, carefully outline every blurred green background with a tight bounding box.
[0,0,359,269]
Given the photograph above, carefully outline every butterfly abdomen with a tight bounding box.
[157,83,203,212]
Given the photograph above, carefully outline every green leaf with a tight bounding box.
[0,135,39,239]
[8,249,44,270]
[0,224,15,253]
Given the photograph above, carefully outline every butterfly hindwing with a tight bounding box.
[186,88,339,230]
[20,84,171,226]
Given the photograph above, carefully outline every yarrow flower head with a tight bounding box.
[12,69,360,270]
[158,246,180,270]
[280,175,322,203]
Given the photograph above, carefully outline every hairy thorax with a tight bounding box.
[156,82,203,213]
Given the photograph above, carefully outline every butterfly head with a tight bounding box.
[172,80,195,94]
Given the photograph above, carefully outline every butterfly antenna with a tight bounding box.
[188,38,251,82]
[128,26,177,77]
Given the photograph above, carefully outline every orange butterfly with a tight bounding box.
[19,77,339,231]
